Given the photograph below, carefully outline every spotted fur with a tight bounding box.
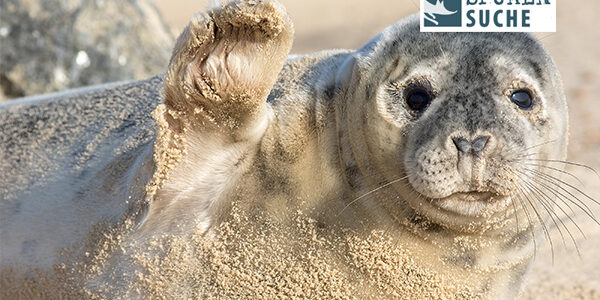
[1,1,568,299]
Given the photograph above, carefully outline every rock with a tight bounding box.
[0,0,175,101]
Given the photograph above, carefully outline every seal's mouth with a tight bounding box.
[430,192,509,217]
[400,186,515,230]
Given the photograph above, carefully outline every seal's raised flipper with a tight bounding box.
[144,1,294,228]
[162,0,294,137]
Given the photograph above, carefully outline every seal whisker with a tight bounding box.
[520,167,600,211]
[512,140,558,158]
[512,185,538,259]
[503,139,557,160]
[524,175,585,237]
[519,174,584,257]
[513,168,599,226]
[511,189,521,234]
[507,166,577,218]
[520,179,567,244]
[517,159,600,179]
[508,166,575,217]
[523,176,580,218]
[514,168,595,220]
[518,162,585,186]
[514,152,539,160]
[338,176,409,215]
[347,166,412,182]
[514,183,555,263]
[519,174,577,250]
[514,167,596,216]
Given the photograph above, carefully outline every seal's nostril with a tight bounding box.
[452,135,490,154]
[452,137,471,153]
[471,135,490,153]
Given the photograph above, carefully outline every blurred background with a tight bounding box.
[1,0,599,298]
[154,0,419,54]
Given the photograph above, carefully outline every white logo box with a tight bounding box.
[420,0,556,32]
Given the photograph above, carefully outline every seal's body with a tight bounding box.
[1,1,569,298]
[0,78,160,269]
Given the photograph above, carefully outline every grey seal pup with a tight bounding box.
[1,0,579,298]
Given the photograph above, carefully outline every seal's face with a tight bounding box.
[346,19,568,230]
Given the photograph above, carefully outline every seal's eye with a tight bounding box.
[405,88,433,111]
[510,89,533,109]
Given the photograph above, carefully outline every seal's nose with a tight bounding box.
[452,135,490,155]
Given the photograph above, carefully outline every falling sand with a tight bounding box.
[2,202,483,299]
[109,206,479,299]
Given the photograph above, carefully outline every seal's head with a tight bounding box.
[338,16,567,231]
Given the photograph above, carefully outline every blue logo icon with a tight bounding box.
[424,0,462,27]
